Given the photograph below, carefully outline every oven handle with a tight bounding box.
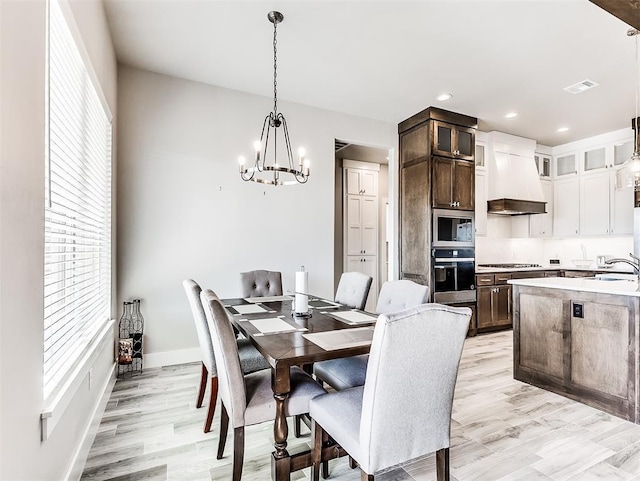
[434,257,475,263]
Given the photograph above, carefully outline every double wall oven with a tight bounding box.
[432,209,476,304]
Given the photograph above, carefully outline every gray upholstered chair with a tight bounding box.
[334,271,373,310]
[199,289,326,481]
[313,279,429,391]
[310,304,471,481]
[182,279,270,433]
[240,270,283,297]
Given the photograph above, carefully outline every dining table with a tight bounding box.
[221,294,378,481]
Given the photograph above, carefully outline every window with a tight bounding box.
[44,0,112,401]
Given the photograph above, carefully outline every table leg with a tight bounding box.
[271,365,292,481]
[273,392,289,458]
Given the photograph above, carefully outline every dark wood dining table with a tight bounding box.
[221,296,377,481]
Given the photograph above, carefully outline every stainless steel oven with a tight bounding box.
[432,209,474,248]
[432,248,476,303]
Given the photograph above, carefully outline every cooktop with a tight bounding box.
[478,263,543,268]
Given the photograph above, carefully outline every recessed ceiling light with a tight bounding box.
[557,127,569,133]
[505,112,518,119]
[436,93,453,101]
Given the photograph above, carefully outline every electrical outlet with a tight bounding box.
[573,303,583,318]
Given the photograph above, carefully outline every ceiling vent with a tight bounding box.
[335,140,350,152]
[563,79,599,94]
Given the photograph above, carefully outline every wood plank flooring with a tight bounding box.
[80,331,640,481]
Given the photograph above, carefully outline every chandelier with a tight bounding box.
[238,11,310,186]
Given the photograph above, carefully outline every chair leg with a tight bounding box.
[294,415,301,437]
[196,362,208,408]
[311,419,323,481]
[349,456,358,469]
[203,376,218,433]
[321,430,330,479]
[232,426,245,481]
[360,471,374,481]
[436,447,450,481]
[217,403,229,460]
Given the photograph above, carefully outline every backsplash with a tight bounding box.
[476,235,633,268]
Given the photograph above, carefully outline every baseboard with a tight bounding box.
[64,362,117,481]
[143,347,201,369]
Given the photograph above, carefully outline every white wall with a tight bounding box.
[116,66,396,364]
[0,1,118,479]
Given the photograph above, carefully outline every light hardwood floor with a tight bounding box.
[80,331,640,481]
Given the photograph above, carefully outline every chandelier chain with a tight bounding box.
[273,20,278,116]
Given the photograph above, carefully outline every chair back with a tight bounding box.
[359,303,470,473]
[334,272,373,310]
[375,280,429,314]
[200,289,247,429]
[183,279,216,376]
[240,270,283,297]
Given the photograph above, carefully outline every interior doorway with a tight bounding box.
[334,139,393,312]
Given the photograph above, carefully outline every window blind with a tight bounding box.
[44,0,112,400]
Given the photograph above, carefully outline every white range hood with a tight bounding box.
[486,132,546,215]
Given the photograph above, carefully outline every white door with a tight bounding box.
[361,197,377,255]
[346,195,362,255]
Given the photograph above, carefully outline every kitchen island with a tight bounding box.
[510,276,640,423]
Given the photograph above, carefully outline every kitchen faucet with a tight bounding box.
[605,253,640,280]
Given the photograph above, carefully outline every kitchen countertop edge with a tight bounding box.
[507,276,640,297]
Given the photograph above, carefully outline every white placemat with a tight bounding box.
[249,317,306,336]
[329,310,378,325]
[233,304,269,315]
[244,295,294,303]
[303,326,374,351]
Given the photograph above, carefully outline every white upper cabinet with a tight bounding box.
[553,176,580,236]
[475,142,486,170]
[554,152,578,178]
[580,172,610,235]
[614,140,634,167]
[530,179,553,237]
[610,170,634,235]
[534,152,551,179]
[581,146,608,174]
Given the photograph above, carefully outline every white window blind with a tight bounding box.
[44,0,112,400]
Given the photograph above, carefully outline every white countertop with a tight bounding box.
[475,265,635,274]
[508,276,640,297]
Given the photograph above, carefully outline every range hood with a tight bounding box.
[486,132,547,215]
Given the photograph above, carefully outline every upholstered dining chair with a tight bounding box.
[310,304,471,481]
[240,270,283,297]
[199,289,326,481]
[182,279,270,433]
[334,271,373,310]
[313,279,429,391]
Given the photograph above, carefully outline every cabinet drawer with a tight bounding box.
[476,274,494,286]
[495,273,512,283]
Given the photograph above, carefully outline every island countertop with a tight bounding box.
[508,276,640,297]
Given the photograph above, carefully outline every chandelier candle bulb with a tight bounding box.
[298,147,305,167]
[253,141,261,161]
[238,156,246,173]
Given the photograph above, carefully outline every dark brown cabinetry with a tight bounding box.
[432,120,475,161]
[432,157,475,210]
[476,270,552,332]
[398,107,477,285]
[476,273,512,331]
